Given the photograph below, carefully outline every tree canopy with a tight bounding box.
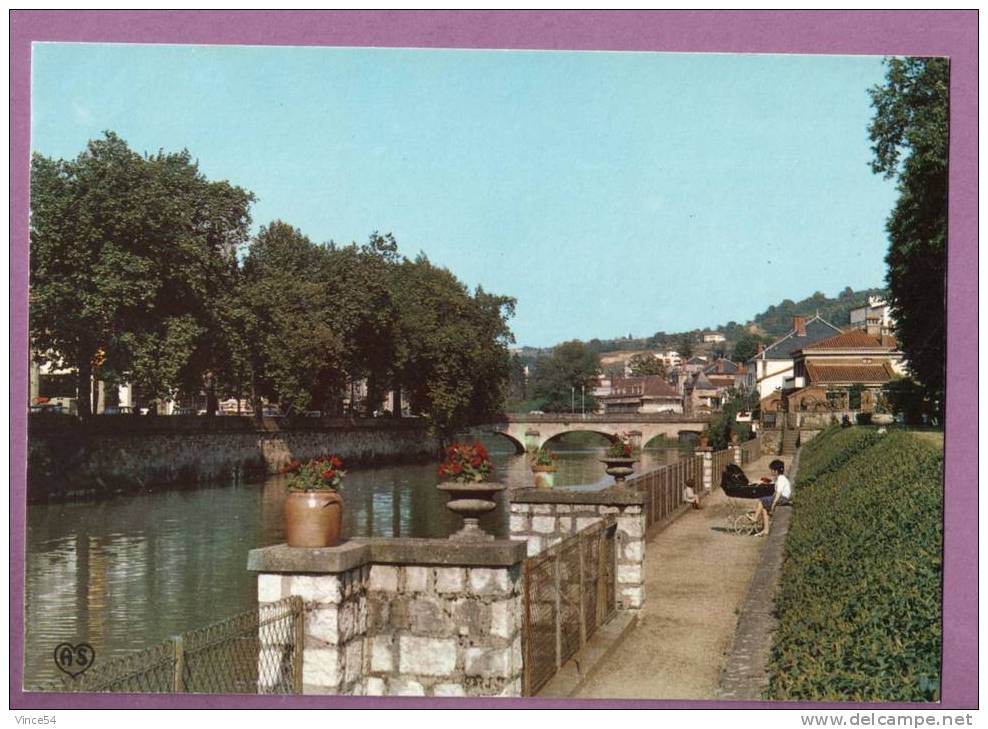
[30,132,254,416]
[627,352,666,377]
[868,57,948,412]
[30,132,516,432]
[530,340,600,413]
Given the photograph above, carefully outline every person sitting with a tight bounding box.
[682,479,702,510]
[751,459,792,536]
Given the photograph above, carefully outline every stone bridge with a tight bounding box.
[472,413,714,453]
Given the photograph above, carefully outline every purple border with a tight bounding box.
[9,10,977,710]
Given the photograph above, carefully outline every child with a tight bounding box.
[751,459,792,536]
[682,478,702,510]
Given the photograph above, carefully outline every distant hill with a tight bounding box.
[746,286,888,339]
[521,285,888,360]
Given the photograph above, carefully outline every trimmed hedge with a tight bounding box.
[766,428,943,702]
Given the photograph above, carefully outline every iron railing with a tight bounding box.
[38,596,303,694]
[711,448,734,485]
[522,518,617,696]
[625,453,703,533]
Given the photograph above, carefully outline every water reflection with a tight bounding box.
[24,440,685,688]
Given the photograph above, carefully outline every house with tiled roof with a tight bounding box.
[781,329,906,414]
[703,357,745,391]
[745,315,843,411]
[685,371,721,413]
[600,375,683,415]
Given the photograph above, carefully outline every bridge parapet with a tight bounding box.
[477,413,713,453]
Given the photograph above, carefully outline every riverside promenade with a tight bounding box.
[572,453,792,700]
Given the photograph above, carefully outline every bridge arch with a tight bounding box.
[642,430,695,450]
[491,430,526,455]
[541,430,617,450]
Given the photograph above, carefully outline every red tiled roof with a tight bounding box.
[804,329,898,350]
[804,362,896,384]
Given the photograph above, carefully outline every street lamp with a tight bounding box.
[571,386,575,414]
[581,384,585,417]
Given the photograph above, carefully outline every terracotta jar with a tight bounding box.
[284,490,343,548]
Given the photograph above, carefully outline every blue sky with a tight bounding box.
[32,44,898,348]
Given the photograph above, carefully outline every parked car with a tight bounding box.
[528,410,545,415]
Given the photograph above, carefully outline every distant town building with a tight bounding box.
[746,315,843,412]
[599,375,683,415]
[702,357,745,392]
[849,296,895,337]
[702,332,726,343]
[684,371,721,413]
[782,328,905,413]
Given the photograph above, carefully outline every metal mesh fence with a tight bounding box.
[36,596,303,694]
[522,518,617,696]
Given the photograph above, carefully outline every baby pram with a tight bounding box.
[720,463,774,499]
[721,463,774,536]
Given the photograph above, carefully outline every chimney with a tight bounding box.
[793,316,806,337]
[865,314,881,339]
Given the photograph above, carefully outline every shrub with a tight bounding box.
[856,412,873,425]
[766,429,943,701]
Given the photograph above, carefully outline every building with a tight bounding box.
[29,358,134,415]
[782,328,905,413]
[684,371,721,413]
[599,375,683,415]
[745,315,843,412]
[702,357,745,391]
[849,296,895,336]
[702,332,726,343]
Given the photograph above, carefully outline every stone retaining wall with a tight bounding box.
[28,418,438,501]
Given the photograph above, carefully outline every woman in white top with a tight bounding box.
[752,459,791,537]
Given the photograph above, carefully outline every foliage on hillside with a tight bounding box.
[523,285,886,360]
[748,286,888,339]
[767,427,943,702]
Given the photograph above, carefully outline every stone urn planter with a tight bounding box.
[284,490,344,548]
[530,463,557,489]
[600,457,636,483]
[437,481,506,540]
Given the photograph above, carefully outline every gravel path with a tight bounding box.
[573,454,790,700]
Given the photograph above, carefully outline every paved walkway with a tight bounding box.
[573,453,791,700]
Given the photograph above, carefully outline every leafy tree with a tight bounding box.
[732,333,766,363]
[391,254,515,438]
[531,340,600,413]
[868,57,948,415]
[704,387,759,449]
[677,332,696,359]
[239,221,349,415]
[29,132,254,416]
[627,352,666,377]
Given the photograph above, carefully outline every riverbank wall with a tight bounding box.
[27,415,440,502]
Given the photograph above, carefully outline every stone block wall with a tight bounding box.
[508,490,645,611]
[364,564,523,697]
[249,539,526,698]
[257,565,369,695]
[760,429,782,455]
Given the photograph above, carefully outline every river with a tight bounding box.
[23,439,685,688]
